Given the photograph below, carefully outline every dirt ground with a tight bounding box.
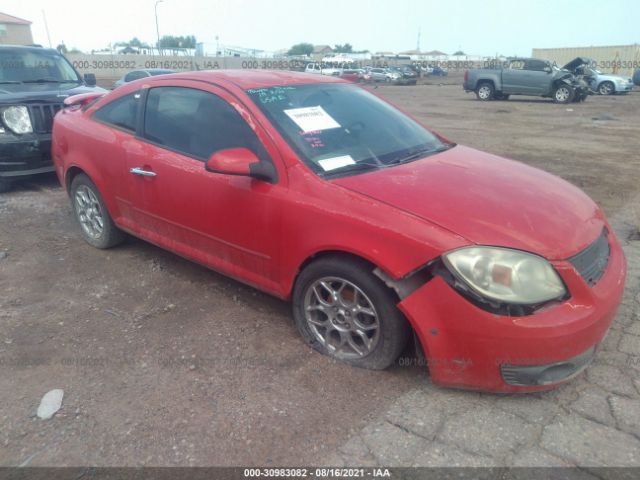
[0,79,639,467]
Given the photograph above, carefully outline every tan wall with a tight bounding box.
[0,24,34,45]
[66,53,420,86]
[532,45,640,76]
[66,53,306,79]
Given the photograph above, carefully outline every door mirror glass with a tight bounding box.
[205,148,259,176]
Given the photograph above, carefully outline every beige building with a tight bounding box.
[532,44,640,76]
[0,12,33,45]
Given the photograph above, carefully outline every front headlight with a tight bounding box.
[443,247,566,305]
[1,106,33,134]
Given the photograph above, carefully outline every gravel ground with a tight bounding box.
[0,80,638,467]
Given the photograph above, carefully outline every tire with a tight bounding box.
[292,256,410,370]
[475,82,494,101]
[553,84,575,103]
[0,178,13,194]
[598,81,614,95]
[575,92,588,102]
[70,173,126,249]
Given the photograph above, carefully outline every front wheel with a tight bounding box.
[598,81,614,95]
[293,256,410,370]
[475,82,494,101]
[70,173,126,249]
[553,85,575,103]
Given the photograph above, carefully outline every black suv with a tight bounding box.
[0,45,104,192]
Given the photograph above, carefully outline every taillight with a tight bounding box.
[464,70,468,82]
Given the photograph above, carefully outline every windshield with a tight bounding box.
[149,69,175,76]
[246,83,450,177]
[0,49,81,84]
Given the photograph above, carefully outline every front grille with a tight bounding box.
[501,346,596,386]
[28,103,64,134]
[568,229,610,287]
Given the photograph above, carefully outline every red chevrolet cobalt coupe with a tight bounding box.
[52,71,626,392]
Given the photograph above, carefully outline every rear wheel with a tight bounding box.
[475,82,494,101]
[293,256,410,370]
[553,85,574,103]
[70,173,126,249]
[598,81,614,95]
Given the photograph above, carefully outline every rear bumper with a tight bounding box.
[0,134,54,179]
[399,229,626,393]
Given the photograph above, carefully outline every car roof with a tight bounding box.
[161,69,346,90]
[0,45,58,55]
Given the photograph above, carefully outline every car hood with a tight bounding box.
[0,83,106,104]
[597,73,631,81]
[333,145,604,260]
[562,57,592,73]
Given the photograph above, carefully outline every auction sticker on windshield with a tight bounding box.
[284,106,341,133]
[317,155,356,171]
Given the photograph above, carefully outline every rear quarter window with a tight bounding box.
[92,92,140,133]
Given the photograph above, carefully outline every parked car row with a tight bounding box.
[304,63,421,85]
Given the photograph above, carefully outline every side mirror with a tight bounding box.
[205,148,277,183]
[84,73,97,86]
[543,66,552,73]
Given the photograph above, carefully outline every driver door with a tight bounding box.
[124,81,286,293]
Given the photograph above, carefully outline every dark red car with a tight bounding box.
[339,69,371,83]
[52,71,626,392]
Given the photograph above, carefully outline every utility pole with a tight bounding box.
[42,10,52,48]
[155,0,164,56]
[416,27,421,52]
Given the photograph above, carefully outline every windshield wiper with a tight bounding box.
[387,143,456,165]
[22,79,79,84]
[0,81,21,84]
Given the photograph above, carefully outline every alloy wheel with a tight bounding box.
[74,185,104,239]
[555,87,571,102]
[478,85,492,99]
[303,277,381,359]
[599,82,613,95]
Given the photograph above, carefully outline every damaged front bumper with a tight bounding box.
[0,133,54,180]
[396,229,626,393]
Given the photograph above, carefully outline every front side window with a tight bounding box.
[92,92,140,132]
[246,84,450,178]
[143,86,268,161]
[525,60,548,71]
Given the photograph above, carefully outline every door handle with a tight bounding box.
[130,167,157,177]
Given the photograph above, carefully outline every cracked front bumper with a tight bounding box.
[398,229,626,393]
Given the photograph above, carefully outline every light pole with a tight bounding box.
[155,0,164,56]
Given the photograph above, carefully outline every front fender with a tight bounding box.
[276,164,469,298]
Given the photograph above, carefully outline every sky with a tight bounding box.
[6,0,639,56]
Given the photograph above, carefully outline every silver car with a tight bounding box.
[587,68,634,95]
[112,68,175,89]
